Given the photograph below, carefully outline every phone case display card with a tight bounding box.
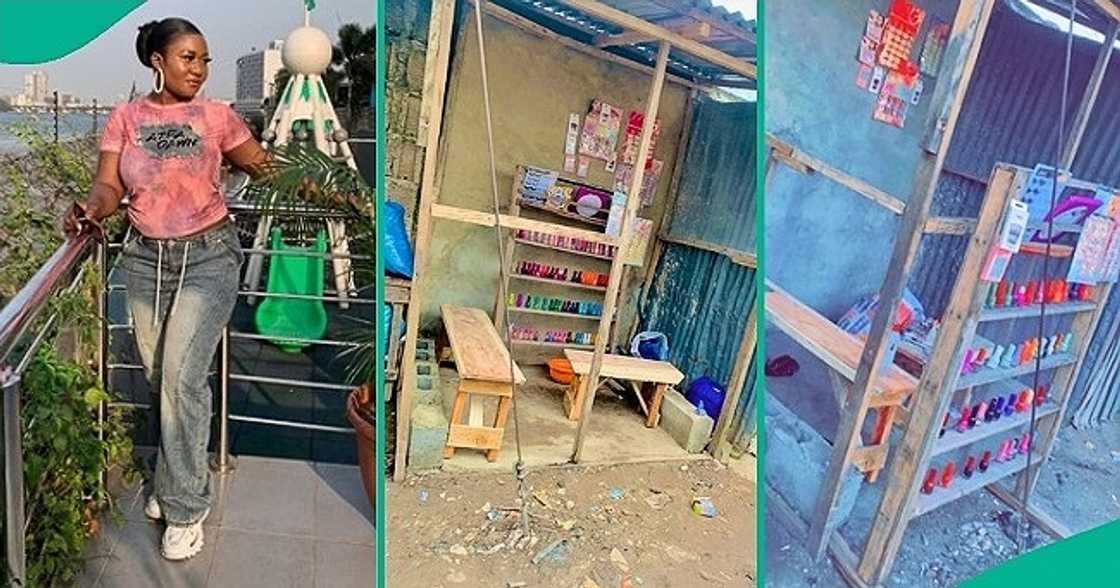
[620,111,661,166]
[1100,195,1120,282]
[578,100,622,161]
[521,167,560,206]
[919,21,949,77]
[1068,214,1115,284]
[860,0,926,127]
[1019,167,1103,243]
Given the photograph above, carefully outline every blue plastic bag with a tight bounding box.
[686,376,726,421]
[384,201,415,278]
[630,331,669,361]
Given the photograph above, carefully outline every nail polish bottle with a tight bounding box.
[1025,281,1038,305]
[956,405,971,433]
[1001,344,1017,368]
[961,349,976,374]
[1016,388,1032,412]
[939,412,951,438]
[968,403,981,429]
[941,462,956,488]
[975,401,989,424]
[995,281,1008,307]
[979,450,993,472]
[1035,384,1048,407]
[963,456,977,478]
[922,468,938,494]
[986,397,1002,422]
[1003,393,1017,417]
[988,346,1005,368]
[1019,433,1032,455]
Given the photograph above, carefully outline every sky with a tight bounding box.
[0,0,375,103]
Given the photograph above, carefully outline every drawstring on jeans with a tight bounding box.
[152,240,192,328]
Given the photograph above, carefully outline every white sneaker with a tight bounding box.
[160,509,209,561]
[144,495,162,521]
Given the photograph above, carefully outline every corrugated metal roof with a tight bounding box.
[494,0,756,86]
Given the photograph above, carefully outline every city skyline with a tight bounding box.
[0,0,374,103]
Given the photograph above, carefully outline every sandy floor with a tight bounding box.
[387,458,757,587]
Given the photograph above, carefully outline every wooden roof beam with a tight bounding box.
[557,0,756,79]
[593,20,711,47]
[1092,0,1120,21]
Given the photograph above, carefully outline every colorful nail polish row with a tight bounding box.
[515,229,616,258]
[511,326,594,345]
[959,332,1073,374]
[922,434,1033,494]
[517,260,609,287]
[510,293,603,317]
[984,278,1092,309]
[940,384,1049,438]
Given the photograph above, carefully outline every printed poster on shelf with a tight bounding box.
[578,99,622,161]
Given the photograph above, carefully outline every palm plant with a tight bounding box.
[241,143,378,386]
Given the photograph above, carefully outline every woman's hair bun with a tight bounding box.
[135,20,160,67]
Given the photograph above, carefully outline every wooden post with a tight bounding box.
[709,303,757,461]
[394,0,457,482]
[571,41,671,463]
[804,0,996,564]
[1060,23,1119,168]
[856,164,1013,586]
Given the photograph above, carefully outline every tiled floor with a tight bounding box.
[77,456,374,587]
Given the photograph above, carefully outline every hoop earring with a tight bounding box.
[153,68,165,94]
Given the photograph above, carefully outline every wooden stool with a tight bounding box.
[561,349,684,426]
[440,305,525,462]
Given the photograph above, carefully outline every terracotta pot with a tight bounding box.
[345,385,376,511]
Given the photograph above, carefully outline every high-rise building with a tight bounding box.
[24,71,48,104]
[234,40,285,117]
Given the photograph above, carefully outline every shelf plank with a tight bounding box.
[513,237,615,260]
[914,451,1039,517]
[511,273,608,292]
[978,300,1097,322]
[1018,242,1073,258]
[957,352,1076,389]
[508,306,603,321]
[511,340,595,350]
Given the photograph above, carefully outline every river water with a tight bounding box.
[0,112,100,155]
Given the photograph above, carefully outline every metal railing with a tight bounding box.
[1,230,101,586]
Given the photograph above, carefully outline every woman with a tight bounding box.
[64,17,269,561]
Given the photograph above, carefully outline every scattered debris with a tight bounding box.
[446,570,467,584]
[610,547,630,572]
[450,544,468,556]
[692,497,718,518]
[531,538,569,566]
[609,488,626,501]
[507,582,527,588]
[419,489,429,503]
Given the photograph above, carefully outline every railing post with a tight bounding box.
[97,241,108,490]
[2,371,26,586]
[211,326,235,474]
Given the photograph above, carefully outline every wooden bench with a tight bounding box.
[441,305,526,462]
[385,277,410,384]
[562,349,684,426]
[765,285,918,481]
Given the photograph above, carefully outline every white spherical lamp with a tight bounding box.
[282,26,333,75]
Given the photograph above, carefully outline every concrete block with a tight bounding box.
[766,396,861,527]
[409,404,448,471]
[659,388,714,453]
[413,360,441,405]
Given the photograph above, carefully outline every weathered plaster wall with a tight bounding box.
[765,0,957,318]
[419,10,689,337]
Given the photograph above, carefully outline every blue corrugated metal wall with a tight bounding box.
[910,0,1120,419]
[639,94,758,445]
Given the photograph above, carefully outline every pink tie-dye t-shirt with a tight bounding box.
[100,96,252,239]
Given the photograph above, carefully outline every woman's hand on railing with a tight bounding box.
[62,202,103,238]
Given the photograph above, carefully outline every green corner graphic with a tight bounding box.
[0,1,146,64]
[965,519,1120,586]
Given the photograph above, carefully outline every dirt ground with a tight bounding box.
[387,458,756,587]
[765,420,1119,587]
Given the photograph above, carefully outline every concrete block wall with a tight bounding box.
[408,338,448,470]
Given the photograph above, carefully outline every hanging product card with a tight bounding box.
[859,36,879,66]
[576,156,591,178]
[866,10,885,42]
[1028,179,1102,243]
[1068,214,1114,284]
[856,63,873,89]
[910,78,924,105]
[620,111,662,166]
[920,21,949,76]
[869,65,886,93]
[578,100,622,161]
[605,153,617,173]
[606,191,627,237]
[1019,164,1062,223]
[873,82,907,127]
[622,218,654,266]
[980,244,1013,282]
[563,113,581,173]
[998,199,1031,253]
[614,159,663,207]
